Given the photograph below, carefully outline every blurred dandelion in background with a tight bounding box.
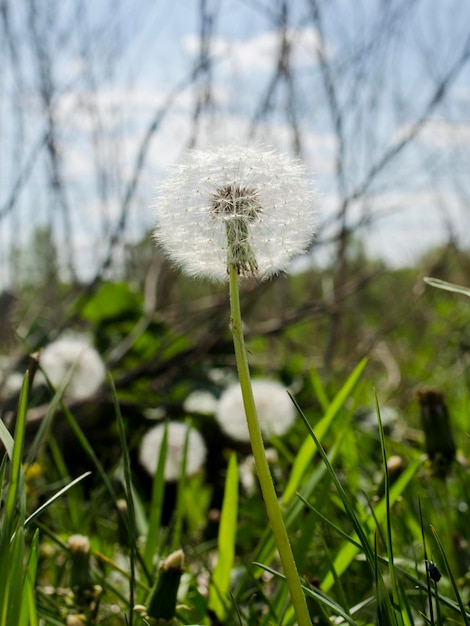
[39,334,106,400]
[215,379,297,442]
[183,389,218,415]
[138,421,207,482]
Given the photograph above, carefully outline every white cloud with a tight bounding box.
[351,187,469,266]
[396,118,470,149]
[183,26,331,75]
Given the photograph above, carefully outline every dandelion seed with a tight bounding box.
[40,334,106,400]
[216,379,296,442]
[153,144,316,281]
[138,422,206,482]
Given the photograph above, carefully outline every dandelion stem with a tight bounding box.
[228,265,312,626]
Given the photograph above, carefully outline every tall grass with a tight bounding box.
[0,356,469,625]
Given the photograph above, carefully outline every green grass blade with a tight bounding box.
[0,419,14,459]
[321,456,420,592]
[297,495,470,623]
[0,528,26,626]
[208,453,239,621]
[283,358,367,504]
[5,372,29,524]
[171,421,191,553]
[46,433,83,529]
[424,277,470,297]
[318,524,351,616]
[240,363,365,596]
[293,393,421,592]
[374,533,397,626]
[25,363,75,466]
[294,395,376,566]
[144,422,168,571]
[130,482,149,538]
[418,498,435,624]
[112,375,138,626]
[397,576,415,626]
[19,529,40,626]
[0,373,29,624]
[255,563,358,626]
[24,471,91,529]
[309,367,330,413]
[431,526,470,626]
[376,394,404,626]
[246,437,339,585]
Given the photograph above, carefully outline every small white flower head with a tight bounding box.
[0,369,24,397]
[153,144,316,281]
[215,379,297,442]
[40,334,106,400]
[68,534,91,555]
[138,422,207,482]
[183,389,217,415]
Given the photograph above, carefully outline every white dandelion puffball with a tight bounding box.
[40,334,106,400]
[183,390,218,415]
[153,144,316,281]
[139,422,207,482]
[216,379,297,442]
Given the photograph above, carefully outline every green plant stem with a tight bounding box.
[228,265,311,626]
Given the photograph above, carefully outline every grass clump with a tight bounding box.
[1,273,469,624]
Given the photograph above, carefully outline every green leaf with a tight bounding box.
[19,530,40,626]
[208,453,239,621]
[5,372,29,524]
[431,526,470,626]
[81,281,142,322]
[144,422,168,571]
[320,457,421,592]
[255,563,358,626]
[24,472,92,529]
[283,358,367,503]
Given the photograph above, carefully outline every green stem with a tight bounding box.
[228,265,311,626]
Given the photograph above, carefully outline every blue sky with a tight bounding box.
[1,0,469,286]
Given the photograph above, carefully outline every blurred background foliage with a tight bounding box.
[1,225,469,446]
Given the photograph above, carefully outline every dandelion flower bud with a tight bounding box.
[66,616,86,626]
[153,144,316,281]
[40,334,105,400]
[216,379,296,442]
[147,549,185,620]
[138,422,206,482]
[417,388,456,479]
[68,534,93,591]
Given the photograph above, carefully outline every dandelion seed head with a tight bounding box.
[153,144,316,281]
[210,183,262,222]
[40,334,106,400]
[215,379,297,442]
[183,389,217,415]
[138,422,207,482]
